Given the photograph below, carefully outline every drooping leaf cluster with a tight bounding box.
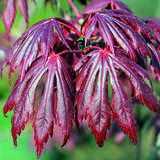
[1,0,160,158]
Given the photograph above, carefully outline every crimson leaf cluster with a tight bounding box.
[1,0,160,158]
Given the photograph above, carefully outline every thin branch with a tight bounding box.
[58,46,102,56]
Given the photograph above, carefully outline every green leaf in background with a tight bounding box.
[121,0,160,18]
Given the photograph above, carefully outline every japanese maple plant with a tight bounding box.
[1,0,160,158]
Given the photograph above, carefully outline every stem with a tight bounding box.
[82,17,93,36]
[58,21,81,37]
[67,0,81,17]
[58,46,102,56]
[83,46,102,52]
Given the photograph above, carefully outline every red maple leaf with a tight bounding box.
[3,52,74,158]
[75,48,160,146]
[2,18,79,81]
[1,0,160,158]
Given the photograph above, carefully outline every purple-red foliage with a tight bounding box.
[83,0,131,14]
[2,0,31,37]
[1,0,160,158]
[75,48,159,146]
[145,18,160,80]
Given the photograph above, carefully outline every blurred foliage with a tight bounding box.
[0,0,159,160]
[121,0,160,18]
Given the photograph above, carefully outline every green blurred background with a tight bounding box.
[0,0,160,160]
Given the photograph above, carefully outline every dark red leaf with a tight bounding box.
[145,18,160,42]
[82,10,152,61]
[4,52,74,158]
[2,18,78,80]
[114,52,160,112]
[4,59,47,145]
[2,0,160,158]
[75,48,160,145]
[75,50,112,146]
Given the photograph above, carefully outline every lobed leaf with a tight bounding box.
[2,18,79,80]
[75,48,160,145]
[76,50,112,146]
[1,1,160,158]
[4,52,74,158]
[82,9,160,69]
